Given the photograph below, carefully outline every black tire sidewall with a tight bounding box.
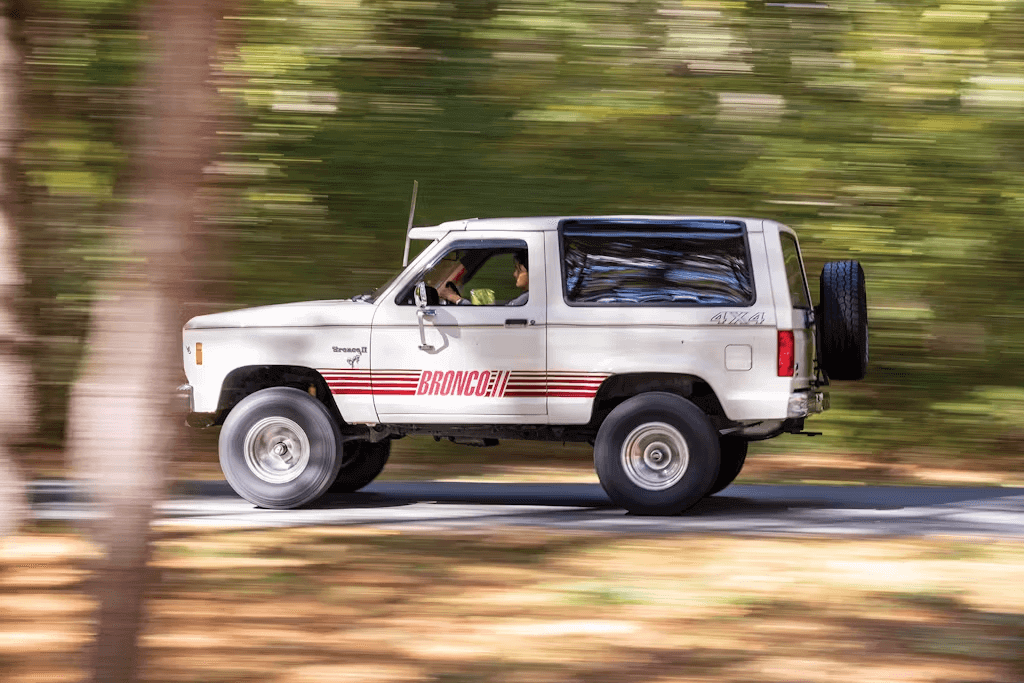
[706,436,748,495]
[819,260,868,381]
[329,440,392,493]
[594,392,720,515]
[219,387,342,509]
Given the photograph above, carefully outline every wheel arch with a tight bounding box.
[215,365,344,427]
[590,373,727,428]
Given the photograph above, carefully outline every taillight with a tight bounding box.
[777,331,794,377]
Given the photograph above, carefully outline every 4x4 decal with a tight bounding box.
[319,369,610,399]
[710,311,767,325]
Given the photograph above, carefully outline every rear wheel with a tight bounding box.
[706,437,748,495]
[594,392,720,515]
[219,387,342,509]
[329,440,391,493]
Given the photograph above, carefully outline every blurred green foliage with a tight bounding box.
[15,0,1024,459]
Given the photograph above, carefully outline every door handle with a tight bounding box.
[504,318,528,327]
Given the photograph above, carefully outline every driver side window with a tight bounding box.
[424,250,469,296]
[398,242,528,306]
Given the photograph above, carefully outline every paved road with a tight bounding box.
[29,480,1024,538]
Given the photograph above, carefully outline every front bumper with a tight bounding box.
[178,384,217,428]
[178,384,194,412]
[787,390,829,418]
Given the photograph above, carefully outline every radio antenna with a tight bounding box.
[402,180,418,267]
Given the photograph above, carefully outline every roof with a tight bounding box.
[407,216,767,240]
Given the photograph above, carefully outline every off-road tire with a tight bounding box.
[594,392,720,515]
[706,437,748,495]
[219,387,343,509]
[819,260,868,380]
[329,440,391,493]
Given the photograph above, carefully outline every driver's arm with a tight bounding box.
[439,282,472,305]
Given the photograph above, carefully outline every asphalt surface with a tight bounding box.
[29,479,1024,538]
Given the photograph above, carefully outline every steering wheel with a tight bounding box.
[440,280,461,304]
[423,284,440,306]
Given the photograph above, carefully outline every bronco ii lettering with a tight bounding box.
[181,216,868,515]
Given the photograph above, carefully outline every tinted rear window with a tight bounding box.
[560,220,755,306]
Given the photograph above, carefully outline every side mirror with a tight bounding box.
[414,282,428,308]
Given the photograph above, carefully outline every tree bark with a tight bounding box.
[64,1,221,680]
[0,3,37,539]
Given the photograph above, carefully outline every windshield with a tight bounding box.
[353,270,401,303]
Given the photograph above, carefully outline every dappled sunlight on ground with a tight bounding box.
[2,527,1023,682]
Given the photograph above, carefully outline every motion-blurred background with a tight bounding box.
[4,3,1024,682]
[15,0,1024,473]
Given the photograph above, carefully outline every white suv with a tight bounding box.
[181,216,868,515]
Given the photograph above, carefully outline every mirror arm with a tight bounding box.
[417,308,436,352]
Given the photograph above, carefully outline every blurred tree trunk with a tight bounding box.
[65,0,220,680]
[0,2,36,538]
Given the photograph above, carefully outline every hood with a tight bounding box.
[184,299,376,330]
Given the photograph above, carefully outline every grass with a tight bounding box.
[2,527,1023,682]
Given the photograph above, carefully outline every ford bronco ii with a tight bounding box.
[181,216,868,515]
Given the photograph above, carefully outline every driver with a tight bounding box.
[439,250,529,307]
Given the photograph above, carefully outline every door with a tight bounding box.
[370,232,547,421]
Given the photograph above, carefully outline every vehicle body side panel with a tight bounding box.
[182,303,377,422]
[543,223,790,423]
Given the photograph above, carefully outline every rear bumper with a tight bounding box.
[787,390,829,418]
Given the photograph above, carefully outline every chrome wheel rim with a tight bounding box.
[243,416,310,484]
[620,422,689,491]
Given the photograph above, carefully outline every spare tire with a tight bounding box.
[818,260,868,380]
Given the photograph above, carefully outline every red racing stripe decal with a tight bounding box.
[497,370,512,397]
[319,370,609,398]
[319,369,420,396]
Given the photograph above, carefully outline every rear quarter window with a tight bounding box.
[779,232,811,310]
[560,219,755,306]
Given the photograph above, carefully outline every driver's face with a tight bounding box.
[513,261,529,290]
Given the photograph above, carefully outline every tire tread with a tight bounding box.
[819,260,868,380]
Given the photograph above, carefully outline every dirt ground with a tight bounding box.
[2,527,1023,683]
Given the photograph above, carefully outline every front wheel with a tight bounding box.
[594,392,720,515]
[219,387,343,509]
[329,440,391,493]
